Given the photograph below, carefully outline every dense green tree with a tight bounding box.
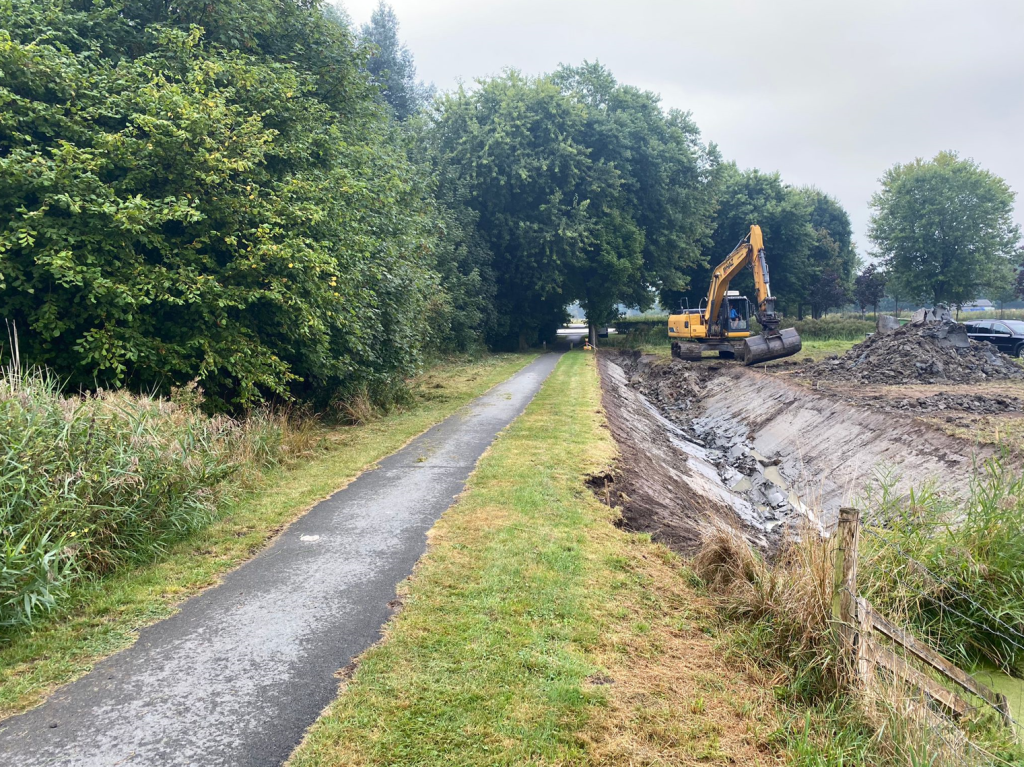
[854,264,887,316]
[869,151,1020,307]
[430,65,719,346]
[429,72,600,348]
[360,1,430,120]
[552,62,720,332]
[802,189,857,318]
[689,165,816,317]
[0,0,436,409]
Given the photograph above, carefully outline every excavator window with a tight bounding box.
[725,297,750,332]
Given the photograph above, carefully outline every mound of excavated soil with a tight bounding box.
[803,321,1024,385]
[878,392,1022,415]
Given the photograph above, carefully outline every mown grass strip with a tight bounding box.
[0,353,536,718]
[290,352,773,766]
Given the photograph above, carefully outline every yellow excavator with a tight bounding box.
[668,225,802,365]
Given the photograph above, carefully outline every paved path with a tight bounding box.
[0,354,561,767]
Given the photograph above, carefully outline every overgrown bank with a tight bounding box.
[0,353,535,717]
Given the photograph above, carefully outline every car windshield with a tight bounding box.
[1002,321,1024,333]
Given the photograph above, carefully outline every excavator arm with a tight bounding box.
[736,225,801,363]
[747,226,781,332]
[703,229,758,332]
[703,225,780,333]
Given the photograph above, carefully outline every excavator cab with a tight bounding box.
[721,293,750,335]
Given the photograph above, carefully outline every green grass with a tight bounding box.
[0,353,536,718]
[288,352,773,766]
[860,461,1024,675]
[786,339,857,363]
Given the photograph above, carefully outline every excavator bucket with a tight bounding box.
[742,327,802,365]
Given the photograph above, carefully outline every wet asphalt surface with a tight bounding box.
[0,353,561,767]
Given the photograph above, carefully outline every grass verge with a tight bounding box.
[289,351,775,767]
[0,353,535,718]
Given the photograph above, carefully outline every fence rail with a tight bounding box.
[834,507,1013,727]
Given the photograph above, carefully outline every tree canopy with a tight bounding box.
[0,0,438,409]
[429,64,719,345]
[680,166,856,318]
[854,264,887,315]
[0,0,893,408]
[869,151,1020,307]
[360,1,431,120]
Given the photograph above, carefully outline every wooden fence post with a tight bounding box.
[835,507,863,678]
[834,507,860,626]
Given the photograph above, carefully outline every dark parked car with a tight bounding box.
[963,320,1024,357]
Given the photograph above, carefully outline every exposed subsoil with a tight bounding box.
[597,349,1001,554]
[802,321,1024,385]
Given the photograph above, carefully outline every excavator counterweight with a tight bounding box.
[667,225,802,365]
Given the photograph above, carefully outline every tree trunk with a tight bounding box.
[588,323,597,348]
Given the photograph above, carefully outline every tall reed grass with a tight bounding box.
[860,463,1024,676]
[0,367,289,630]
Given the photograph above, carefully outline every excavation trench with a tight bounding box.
[597,351,998,552]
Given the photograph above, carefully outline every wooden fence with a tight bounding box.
[834,507,1013,726]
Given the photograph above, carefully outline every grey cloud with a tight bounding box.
[342,0,1024,256]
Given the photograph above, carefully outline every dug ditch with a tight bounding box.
[597,351,999,551]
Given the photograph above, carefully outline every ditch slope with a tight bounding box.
[598,351,1002,551]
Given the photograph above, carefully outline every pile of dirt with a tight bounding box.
[876,392,1022,415]
[803,321,1024,384]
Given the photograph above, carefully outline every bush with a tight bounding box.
[0,365,284,630]
[694,520,847,702]
[695,519,1023,765]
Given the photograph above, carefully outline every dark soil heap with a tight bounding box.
[803,321,1024,384]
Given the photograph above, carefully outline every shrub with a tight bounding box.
[0,0,440,410]
[0,365,283,630]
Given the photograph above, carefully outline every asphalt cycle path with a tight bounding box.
[0,353,562,767]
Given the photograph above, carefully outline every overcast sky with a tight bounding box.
[339,0,1024,260]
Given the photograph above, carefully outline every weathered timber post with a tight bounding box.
[834,507,860,626]
[856,596,876,688]
[834,507,864,681]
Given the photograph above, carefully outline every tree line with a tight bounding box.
[1,0,1019,409]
